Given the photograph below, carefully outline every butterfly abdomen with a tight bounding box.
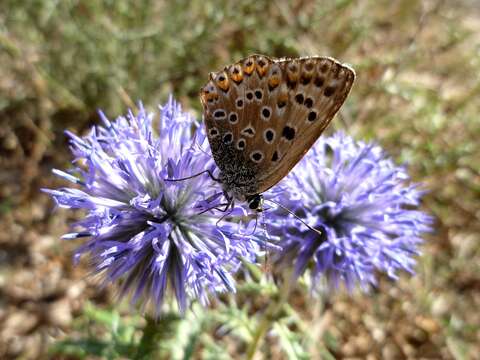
[213,142,260,200]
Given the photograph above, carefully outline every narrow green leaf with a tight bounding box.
[273,323,309,360]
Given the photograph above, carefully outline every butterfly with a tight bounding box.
[200,54,355,212]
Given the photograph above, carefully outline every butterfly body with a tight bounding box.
[200,54,355,210]
[214,140,260,201]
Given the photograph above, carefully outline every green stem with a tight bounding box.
[246,277,293,360]
[134,313,180,359]
[135,316,159,360]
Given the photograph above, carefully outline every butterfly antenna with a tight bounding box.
[260,209,271,273]
[264,198,322,236]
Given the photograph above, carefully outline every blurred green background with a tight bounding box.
[1,0,479,359]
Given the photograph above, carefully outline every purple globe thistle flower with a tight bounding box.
[267,132,433,291]
[44,97,259,313]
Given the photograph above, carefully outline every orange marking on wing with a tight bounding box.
[230,64,243,83]
[215,72,230,92]
[243,57,255,75]
[256,56,269,77]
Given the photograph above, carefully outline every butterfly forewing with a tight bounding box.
[257,56,355,192]
[200,54,355,197]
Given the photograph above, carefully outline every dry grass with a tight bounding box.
[0,0,479,358]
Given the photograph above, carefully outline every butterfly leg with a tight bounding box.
[215,198,235,227]
[194,190,234,216]
[164,169,221,183]
[196,202,232,216]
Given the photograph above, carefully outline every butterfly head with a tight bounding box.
[247,194,264,212]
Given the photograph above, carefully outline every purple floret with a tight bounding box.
[44,97,259,313]
[267,132,433,291]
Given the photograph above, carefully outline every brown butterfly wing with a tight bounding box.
[200,55,354,197]
[200,54,275,175]
[255,56,355,193]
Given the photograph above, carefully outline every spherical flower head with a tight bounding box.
[268,132,433,291]
[44,96,258,314]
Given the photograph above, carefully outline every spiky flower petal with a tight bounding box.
[44,97,258,313]
[268,132,433,290]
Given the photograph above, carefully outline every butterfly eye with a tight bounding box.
[247,195,263,210]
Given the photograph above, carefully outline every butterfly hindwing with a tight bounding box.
[200,54,355,196]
